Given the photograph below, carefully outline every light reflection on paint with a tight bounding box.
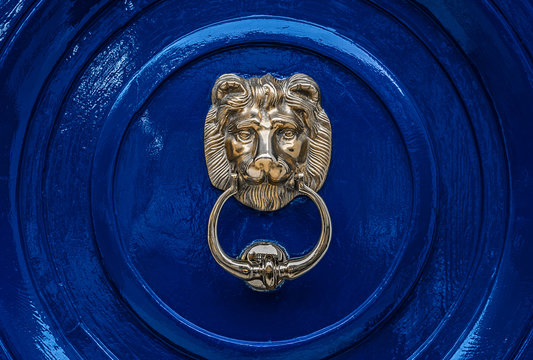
[29,302,70,360]
[140,110,164,158]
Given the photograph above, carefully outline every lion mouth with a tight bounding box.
[234,181,297,212]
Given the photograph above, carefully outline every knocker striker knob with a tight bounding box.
[204,73,332,291]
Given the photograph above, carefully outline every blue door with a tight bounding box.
[1,1,533,359]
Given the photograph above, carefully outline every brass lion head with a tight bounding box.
[204,73,332,211]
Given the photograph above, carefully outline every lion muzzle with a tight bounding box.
[246,156,290,184]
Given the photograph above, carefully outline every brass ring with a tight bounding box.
[207,173,332,291]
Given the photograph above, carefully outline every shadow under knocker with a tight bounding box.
[204,73,333,291]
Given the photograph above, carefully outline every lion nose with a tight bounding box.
[247,130,277,179]
[254,155,275,171]
[255,130,276,167]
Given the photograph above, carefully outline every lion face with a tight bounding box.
[224,101,308,185]
[204,73,332,211]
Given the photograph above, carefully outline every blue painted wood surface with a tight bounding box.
[0,1,532,359]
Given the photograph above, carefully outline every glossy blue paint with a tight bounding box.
[0,1,531,359]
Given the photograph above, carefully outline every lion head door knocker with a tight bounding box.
[204,73,332,291]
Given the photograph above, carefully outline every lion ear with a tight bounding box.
[287,73,320,104]
[211,73,246,104]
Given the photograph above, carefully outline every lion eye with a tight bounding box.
[237,130,252,141]
[281,129,296,140]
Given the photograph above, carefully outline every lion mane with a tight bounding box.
[204,73,332,210]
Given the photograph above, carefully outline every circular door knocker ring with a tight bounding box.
[208,173,332,291]
[204,73,333,291]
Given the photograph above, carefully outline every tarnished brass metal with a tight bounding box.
[204,73,332,291]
